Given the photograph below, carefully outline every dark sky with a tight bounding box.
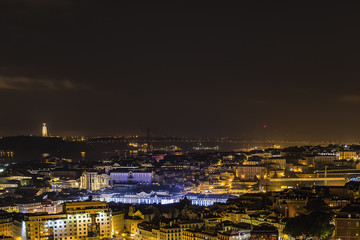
[1,0,360,141]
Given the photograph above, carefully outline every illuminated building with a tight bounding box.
[0,204,19,213]
[236,165,267,180]
[250,224,278,240]
[204,214,223,228]
[136,219,205,240]
[0,212,12,238]
[179,220,205,231]
[285,163,309,173]
[268,169,284,178]
[19,213,68,239]
[240,213,285,236]
[0,183,18,189]
[64,201,111,238]
[44,157,57,166]
[161,160,190,171]
[276,195,307,210]
[0,171,33,185]
[183,228,201,240]
[218,230,250,240]
[125,205,144,237]
[0,150,14,162]
[335,204,360,240]
[42,201,64,215]
[195,181,232,194]
[314,154,336,167]
[225,210,246,224]
[112,210,125,237]
[183,228,218,240]
[50,177,80,190]
[336,151,357,160]
[136,222,159,240]
[186,193,231,206]
[262,158,286,169]
[14,201,111,240]
[79,171,109,191]
[159,224,182,240]
[110,191,181,204]
[16,202,43,214]
[42,123,48,137]
[110,170,152,186]
[263,177,347,191]
[80,151,86,161]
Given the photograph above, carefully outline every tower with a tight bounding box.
[42,123,48,137]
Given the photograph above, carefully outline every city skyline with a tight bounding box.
[2,122,360,144]
[1,2,360,240]
[1,1,360,141]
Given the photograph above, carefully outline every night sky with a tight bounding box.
[1,1,360,141]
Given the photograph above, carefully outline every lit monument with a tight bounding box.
[42,123,48,137]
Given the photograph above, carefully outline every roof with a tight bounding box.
[339,204,360,213]
[251,223,278,233]
[201,229,218,236]
[220,230,240,236]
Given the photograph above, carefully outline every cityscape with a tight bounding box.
[1,124,360,239]
[1,1,360,240]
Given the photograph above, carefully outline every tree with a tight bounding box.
[283,212,334,239]
[305,198,329,213]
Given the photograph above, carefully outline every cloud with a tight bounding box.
[0,76,77,91]
[339,94,360,103]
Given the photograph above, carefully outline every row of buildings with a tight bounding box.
[2,143,360,239]
[2,183,360,239]
[0,198,280,240]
